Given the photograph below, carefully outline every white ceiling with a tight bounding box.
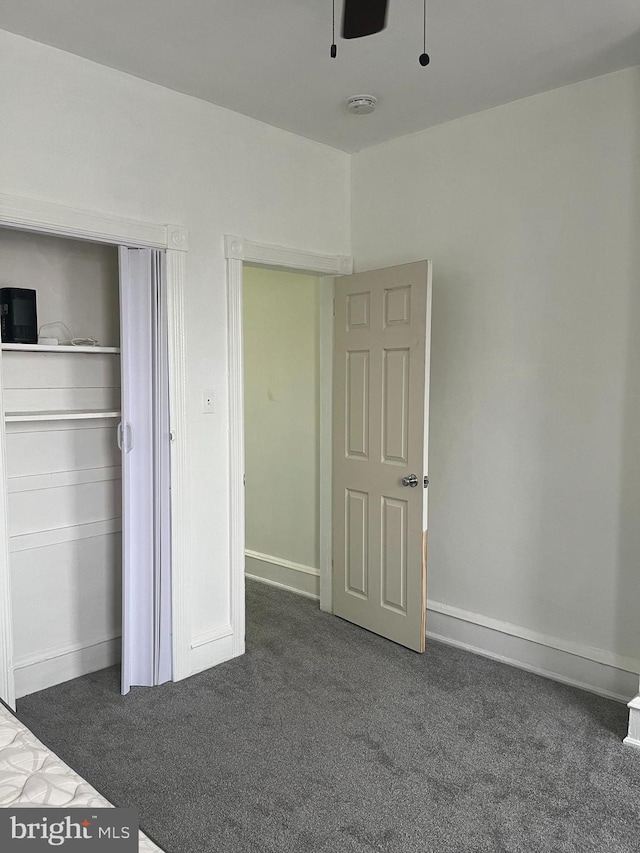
[1,0,640,152]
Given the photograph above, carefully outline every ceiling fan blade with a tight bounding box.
[342,0,389,39]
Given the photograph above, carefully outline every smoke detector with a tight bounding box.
[346,95,377,115]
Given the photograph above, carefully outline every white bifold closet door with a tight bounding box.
[118,247,172,695]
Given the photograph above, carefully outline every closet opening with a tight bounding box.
[242,265,326,612]
[0,226,172,702]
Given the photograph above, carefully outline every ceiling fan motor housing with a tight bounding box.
[342,0,389,39]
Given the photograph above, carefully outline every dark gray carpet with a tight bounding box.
[17,581,640,853]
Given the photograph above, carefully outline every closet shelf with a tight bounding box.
[4,410,121,423]
[2,343,120,354]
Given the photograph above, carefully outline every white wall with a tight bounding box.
[0,29,350,673]
[352,67,640,698]
[0,229,120,346]
[243,267,320,598]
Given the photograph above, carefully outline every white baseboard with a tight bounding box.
[426,600,639,703]
[14,623,246,695]
[243,557,637,702]
[246,573,320,601]
[14,635,120,699]
[245,550,320,601]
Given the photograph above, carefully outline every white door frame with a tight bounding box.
[224,236,352,633]
[0,192,192,707]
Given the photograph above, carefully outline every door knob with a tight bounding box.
[401,474,419,487]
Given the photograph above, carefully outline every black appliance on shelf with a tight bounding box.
[0,288,38,344]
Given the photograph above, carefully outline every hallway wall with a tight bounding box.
[243,267,321,599]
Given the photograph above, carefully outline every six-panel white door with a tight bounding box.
[332,261,432,652]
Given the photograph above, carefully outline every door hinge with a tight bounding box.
[424,476,429,488]
[332,298,335,316]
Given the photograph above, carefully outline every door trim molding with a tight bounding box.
[625,694,640,748]
[165,249,191,681]
[318,277,334,612]
[0,192,191,706]
[226,248,245,657]
[224,236,351,276]
[0,353,14,706]
[0,192,188,251]
[225,236,352,652]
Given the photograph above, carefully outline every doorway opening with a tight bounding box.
[242,265,325,605]
[225,236,350,657]
[227,237,432,660]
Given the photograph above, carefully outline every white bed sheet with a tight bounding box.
[0,703,165,852]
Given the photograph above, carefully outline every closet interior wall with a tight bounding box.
[0,228,122,698]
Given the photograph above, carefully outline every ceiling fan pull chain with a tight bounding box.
[331,0,337,57]
[419,0,430,66]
